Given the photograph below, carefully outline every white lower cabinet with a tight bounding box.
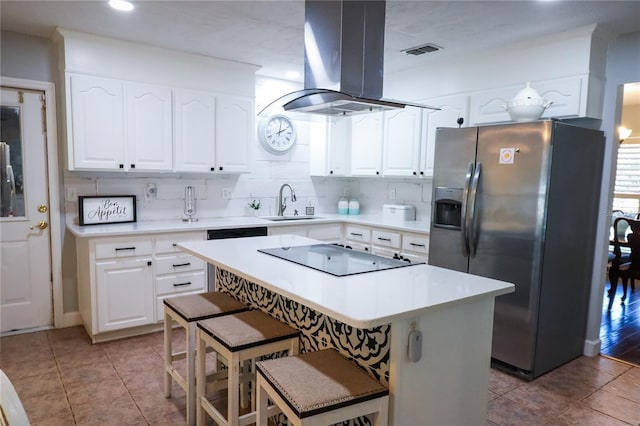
[371,228,402,259]
[76,231,206,341]
[269,223,342,244]
[400,232,430,264]
[153,232,206,322]
[343,225,372,252]
[96,257,154,332]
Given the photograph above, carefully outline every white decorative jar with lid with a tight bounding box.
[502,82,553,122]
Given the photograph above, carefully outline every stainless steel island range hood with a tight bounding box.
[262,0,435,117]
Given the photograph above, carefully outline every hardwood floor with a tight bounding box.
[601,279,640,365]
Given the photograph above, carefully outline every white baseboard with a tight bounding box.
[62,311,83,327]
[583,338,601,357]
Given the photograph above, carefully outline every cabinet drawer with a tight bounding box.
[155,270,206,296]
[95,238,153,260]
[343,241,370,253]
[155,254,205,276]
[400,252,428,264]
[371,246,399,259]
[155,232,205,254]
[402,233,429,255]
[371,229,401,249]
[344,226,371,243]
[155,288,205,322]
[307,224,342,242]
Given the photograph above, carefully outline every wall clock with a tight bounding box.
[257,114,297,155]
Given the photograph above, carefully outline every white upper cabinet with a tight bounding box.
[382,108,423,177]
[215,95,253,173]
[125,82,173,171]
[309,117,351,177]
[421,95,469,177]
[327,117,351,176]
[173,89,217,173]
[351,114,383,176]
[68,74,126,170]
[469,75,599,125]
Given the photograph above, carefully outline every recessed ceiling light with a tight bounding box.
[109,0,134,12]
[285,71,300,79]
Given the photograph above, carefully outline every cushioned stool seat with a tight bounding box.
[256,349,389,426]
[196,310,300,426]
[164,292,248,426]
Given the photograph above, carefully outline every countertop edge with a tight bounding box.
[66,214,430,238]
[179,239,514,329]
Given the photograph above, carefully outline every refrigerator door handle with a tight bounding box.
[460,162,474,257]
[468,162,482,258]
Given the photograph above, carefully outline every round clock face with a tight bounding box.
[258,114,297,155]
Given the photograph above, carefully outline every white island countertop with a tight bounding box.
[179,235,514,328]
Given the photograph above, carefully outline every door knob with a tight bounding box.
[29,220,48,230]
[37,204,48,213]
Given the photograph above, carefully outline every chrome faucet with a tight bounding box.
[277,183,297,216]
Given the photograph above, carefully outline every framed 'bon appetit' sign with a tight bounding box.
[78,195,137,226]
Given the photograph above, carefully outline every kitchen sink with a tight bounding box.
[262,215,319,221]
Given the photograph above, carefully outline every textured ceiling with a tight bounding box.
[1,0,639,80]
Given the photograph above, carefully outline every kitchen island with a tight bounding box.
[179,235,514,425]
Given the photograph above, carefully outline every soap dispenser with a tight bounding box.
[338,197,349,215]
[348,199,360,215]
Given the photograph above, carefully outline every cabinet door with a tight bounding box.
[69,74,125,170]
[421,95,469,177]
[351,114,383,176]
[126,82,173,171]
[174,89,216,173]
[96,258,154,332]
[382,108,422,176]
[215,96,253,173]
[327,117,351,176]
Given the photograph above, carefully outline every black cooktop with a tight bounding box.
[258,244,423,277]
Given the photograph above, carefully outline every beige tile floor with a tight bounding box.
[1,326,639,425]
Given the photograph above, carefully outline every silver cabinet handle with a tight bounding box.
[350,232,363,237]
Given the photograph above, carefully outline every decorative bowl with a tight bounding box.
[502,82,553,122]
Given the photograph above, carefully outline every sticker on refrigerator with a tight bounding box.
[500,148,515,164]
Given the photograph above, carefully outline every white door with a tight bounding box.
[0,87,53,332]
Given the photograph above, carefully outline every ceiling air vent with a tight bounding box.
[402,43,442,56]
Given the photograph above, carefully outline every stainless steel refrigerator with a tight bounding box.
[428,120,604,380]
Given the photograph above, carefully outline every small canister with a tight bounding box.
[348,199,360,215]
[338,198,349,215]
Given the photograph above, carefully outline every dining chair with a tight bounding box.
[608,217,639,309]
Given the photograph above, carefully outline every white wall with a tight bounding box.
[584,30,640,355]
[384,25,600,101]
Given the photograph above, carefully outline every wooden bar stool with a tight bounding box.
[164,291,249,426]
[256,349,389,426]
[196,310,300,426]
